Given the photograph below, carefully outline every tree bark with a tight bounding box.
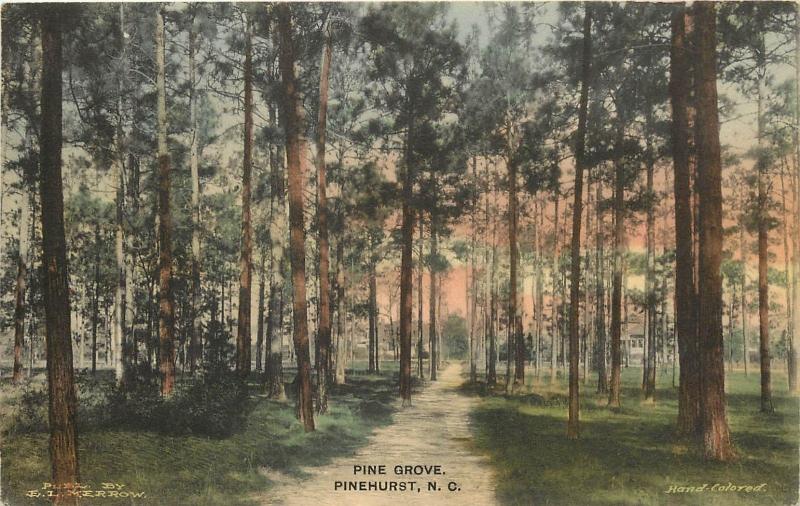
[369,259,378,373]
[740,226,749,377]
[595,179,608,393]
[567,5,591,438]
[469,158,478,383]
[644,137,657,401]
[671,6,701,434]
[156,7,176,396]
[791,3,800,393]
[755,35,773,413]
[551,190,560,384]
[608,118,625,409]
[417,215,425,379]
[265,105,285,398]
[779,162,795,391]
[189,9,202,375]
[40,9,80,497]
[315,17,333,413]
[430,213,438,381]
[113,3,127,385]
[278,5,315,430]
[693,1,736,460]
[12,192,30,384]
[256,247,266,373]
[237,13,254,377]
[508,149,523,386]
[92,222,100,375]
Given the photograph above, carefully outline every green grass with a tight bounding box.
[465,366,799,506]
[1,367,401,506]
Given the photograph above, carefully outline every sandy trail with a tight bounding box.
[257,362,497,505]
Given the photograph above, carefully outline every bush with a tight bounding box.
[102,365,249,438]
[9,387,48,434]
[171,368,249,437]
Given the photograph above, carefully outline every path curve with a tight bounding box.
[257,362,497,505]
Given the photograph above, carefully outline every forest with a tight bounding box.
[0,2,798,505]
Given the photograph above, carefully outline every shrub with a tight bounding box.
[9,387,48,434]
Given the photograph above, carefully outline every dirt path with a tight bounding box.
[257,362,497,505]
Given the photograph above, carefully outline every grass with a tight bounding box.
[0,365,402,506]
[465,366,800,506]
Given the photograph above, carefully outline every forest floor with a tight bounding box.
[466,365,800,506]
[0,366,402,506]
[255,362,497,505]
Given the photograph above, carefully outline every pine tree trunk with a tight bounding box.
[237,14,254,377]
[256,247,266,373]
[671,6,701,433]
[369,259,378,373]
[693,1,736,460]
[189,12,202,375]
[315,18,333,413]
[92,222,100,375]
[608,119,625,409]
[779,163,795,391]
[551,191,560,384]
[429,215,438,381]
[740,226,749,377]
[417,215,425,379]
[595,179,608,393]
[488,206,498,387]
[754,38,774,412]
[469,159,478,382]
[335,237,347,384]
[156,7,176,396]
[265,105,285,398]
[278,5,315,430]
[40,10,80,496]
[644,140,657,400]
[534,198,543,380]
[508,149,523,386]
[113,3,128,385]
[12,192,29,384]
[791,4,800,393]
[567,5,591,438]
